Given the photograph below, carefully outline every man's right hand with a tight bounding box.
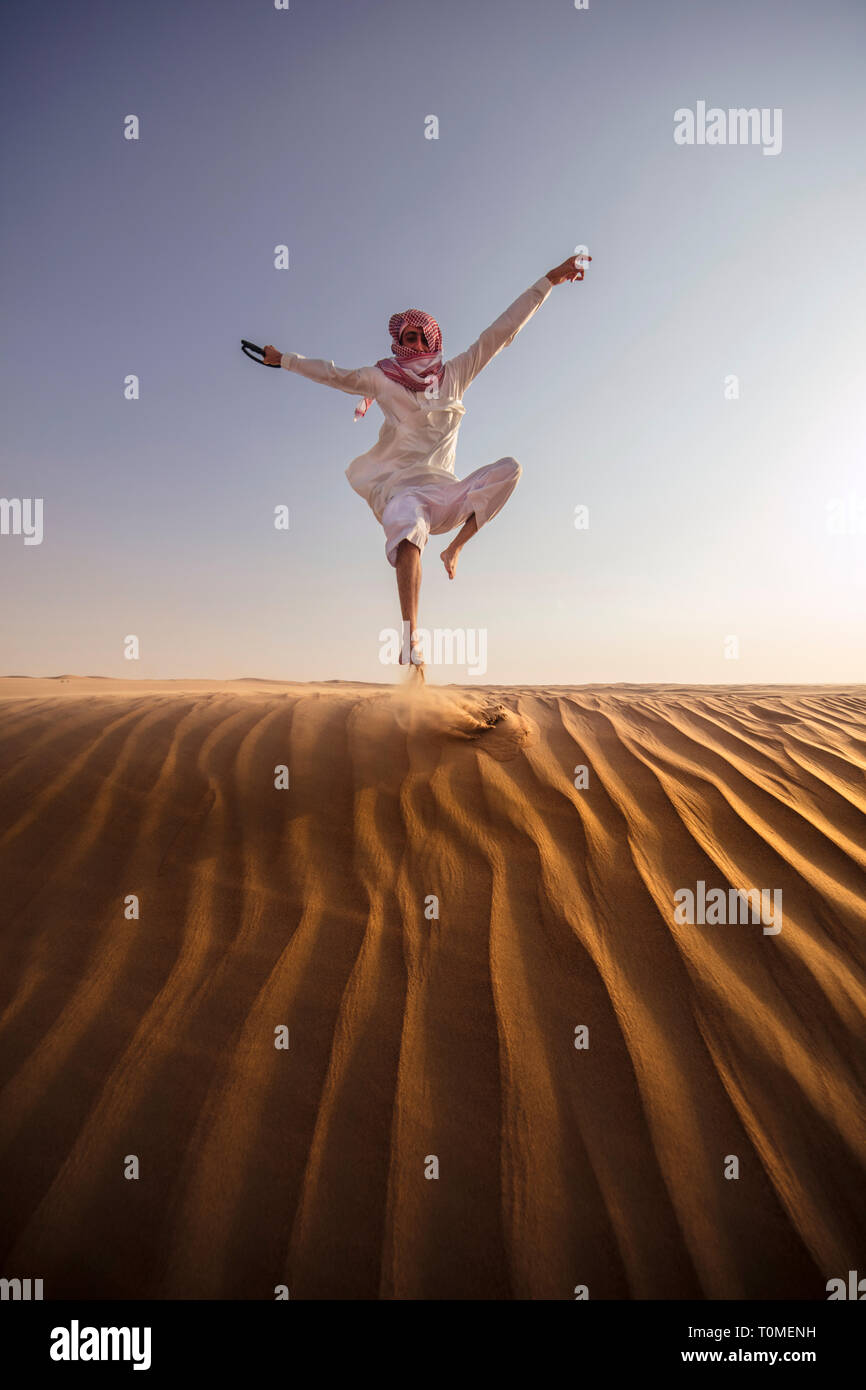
[546,254,592,285]
[262,344,282,365]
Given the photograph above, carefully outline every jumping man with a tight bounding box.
[263,252,590,677]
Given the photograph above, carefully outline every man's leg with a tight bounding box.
[439,456,521,580]
[395,538,422,663]
[440,514,477,580]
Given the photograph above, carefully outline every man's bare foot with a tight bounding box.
[399,632,426,669]
[440,546,459,579]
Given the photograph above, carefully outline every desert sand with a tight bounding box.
[0,676,864,1300]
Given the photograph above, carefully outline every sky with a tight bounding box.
[2,0,865,685]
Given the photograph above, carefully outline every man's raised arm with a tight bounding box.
[447,254,591,396]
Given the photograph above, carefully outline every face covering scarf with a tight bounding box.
[354,307,446,421]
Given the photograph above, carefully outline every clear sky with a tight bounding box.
[2,0,864,684]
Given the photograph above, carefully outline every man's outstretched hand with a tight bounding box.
[262,344,282,366]
[546,254,592,285]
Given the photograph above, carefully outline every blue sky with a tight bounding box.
[2,0,865,683]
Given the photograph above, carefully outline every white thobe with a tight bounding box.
[279,273,554,564]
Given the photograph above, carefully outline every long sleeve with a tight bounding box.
[280,352,379,398]
[446,274,554,395]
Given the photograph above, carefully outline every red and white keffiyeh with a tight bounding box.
[354,307,446,421]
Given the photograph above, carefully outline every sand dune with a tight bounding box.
[0,676,864,1300]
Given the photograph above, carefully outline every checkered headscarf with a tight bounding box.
[354,307,446,421]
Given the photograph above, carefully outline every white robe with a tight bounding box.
[379,455,522,568]
[279,274,553,557]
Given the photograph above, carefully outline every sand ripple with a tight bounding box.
[0,678,863,1298]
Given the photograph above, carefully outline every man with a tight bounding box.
[263,252,590,677]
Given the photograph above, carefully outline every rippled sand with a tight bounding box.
[0,676,864,1299]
